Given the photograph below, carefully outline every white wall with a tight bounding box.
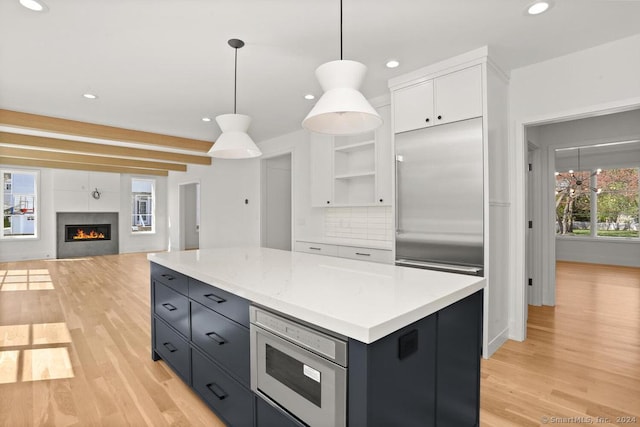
[167,160,261,251]
[0,167,168,262]
[509,33,640,339]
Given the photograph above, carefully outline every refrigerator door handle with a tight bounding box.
[395,154,402,234]
[396,259,483,276]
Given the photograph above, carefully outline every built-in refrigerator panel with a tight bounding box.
[395,117,484,275]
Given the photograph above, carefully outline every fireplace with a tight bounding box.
[65,224,111,242]
[57,212,119,259]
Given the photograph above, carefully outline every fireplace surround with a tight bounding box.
[57,212,119,259]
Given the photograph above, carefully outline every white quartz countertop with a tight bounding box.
[147,247,485,344]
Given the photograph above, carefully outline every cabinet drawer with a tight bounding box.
[151,263,188,296]
[154,318,190,384]
[192,349,253,427]
[294,241,338,256]
[154,281,190,337]
[189,279,250,328]
[256,396,306,427]
[337,246,393,264]
[191,302,250,386]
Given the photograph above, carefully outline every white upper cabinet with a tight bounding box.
[392,65,482,133]
[393,80,434,133]
[434,65,483,125]
[309,132,334,207]
[375,104,392,205]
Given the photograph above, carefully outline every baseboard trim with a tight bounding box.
[485,326,510,359]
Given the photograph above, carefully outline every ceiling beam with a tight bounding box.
[0,109,214,152]
[0,157,168,176]
[0,146,187,172]
[0,132,212,165]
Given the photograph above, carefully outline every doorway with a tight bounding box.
[261,153,292,251]
[179,182,200,250]
[523,108,640,323]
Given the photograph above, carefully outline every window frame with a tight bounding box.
[1,169,40,241]
[130,177,156,235]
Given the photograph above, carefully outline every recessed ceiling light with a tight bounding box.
[386,60,400,69]
[304,94,315,100]
[19,0,47,12]
[202,117,212,122]
[82,93,98,99]
[527,1,550,15]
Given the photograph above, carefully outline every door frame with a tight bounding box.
[178,180,200,251]
[511,96,640,341]
[260,149,294,250]
[526,141,543,308]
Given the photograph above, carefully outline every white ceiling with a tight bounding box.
[1,0,640,145]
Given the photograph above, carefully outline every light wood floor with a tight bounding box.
[0,255,638,426]
[481,262,640,427]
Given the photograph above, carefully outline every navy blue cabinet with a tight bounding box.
[255,395,305,427]
[151,262,482,427]
[150,263,252,426]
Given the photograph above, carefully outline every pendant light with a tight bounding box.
[208,39,262,159]
[302,0,382,136]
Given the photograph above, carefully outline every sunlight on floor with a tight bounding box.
[0,269,55,291]
[0,322,75,384]
[0,324,30,347]
[22,347,74,382]
[0,350,19,384]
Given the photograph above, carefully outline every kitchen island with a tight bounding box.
[148,247,484,427]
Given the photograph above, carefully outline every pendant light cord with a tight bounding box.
[340,0,343,60]
[234,46,238,114]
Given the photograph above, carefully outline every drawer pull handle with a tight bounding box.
[205,332,227,345]
[204,293,226,304]
[161,274,175,281]
[355,252,371,256]
[162,303,177,311]
[309,247,321,250]
[163,342,178,353]
[206,383,228,400]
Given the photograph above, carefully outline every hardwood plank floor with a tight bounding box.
[0,253,225,427]
[1,255,638,426]
[481,261,640,427]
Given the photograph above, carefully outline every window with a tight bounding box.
[131,178,155,233]
[556,167,639,238]
[1,170,38,239]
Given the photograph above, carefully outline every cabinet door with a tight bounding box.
[192,349,253,427]
[191,302,250,387]
[375,104,392,205]
[393,80,434,134]
[309,132,334,207]
[154,318,190,384]
[434,65,482,125]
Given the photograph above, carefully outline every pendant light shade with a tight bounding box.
[208,39,262,159]
[302,0,382,135]
[209,114,261,159]
[302,60,382,135]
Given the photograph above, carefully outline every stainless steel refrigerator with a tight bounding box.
[395,117,484,276]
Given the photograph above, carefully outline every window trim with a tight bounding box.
[1,169,40,241]
[130,177,156,235]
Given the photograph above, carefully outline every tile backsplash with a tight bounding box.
[324,207,393,241]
